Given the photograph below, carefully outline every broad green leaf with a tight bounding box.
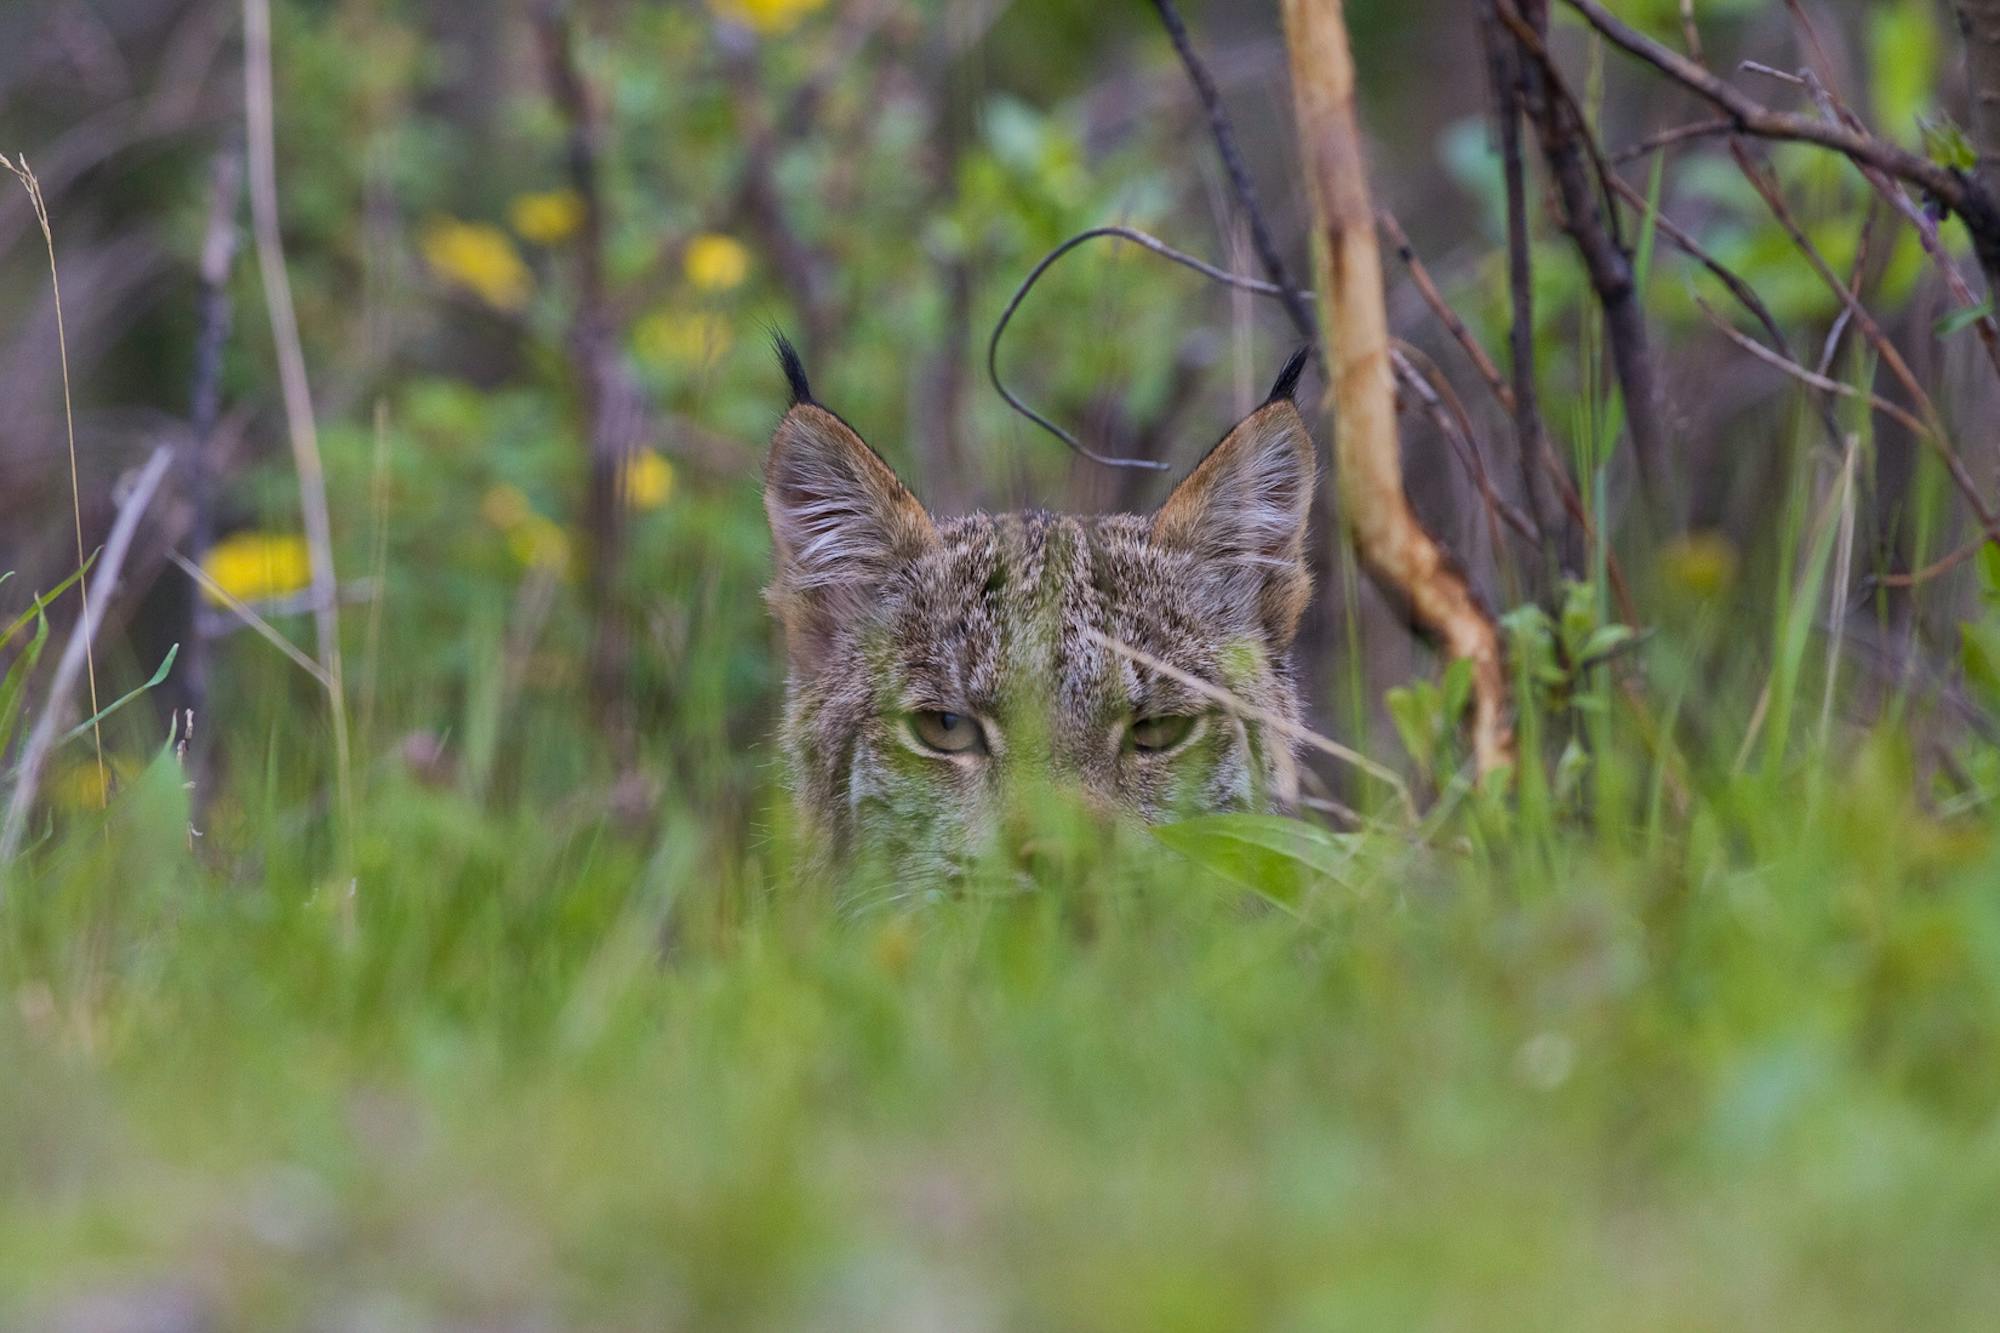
[1961,621,2000,705]
[1386,685,1433,773]
[1977,542,2000,602]
[1153,814,1355,912]
[1580,624,1639,665]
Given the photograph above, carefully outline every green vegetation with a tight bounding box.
[5,0,2000,1326]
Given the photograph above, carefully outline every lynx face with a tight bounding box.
[764,341,1317,881]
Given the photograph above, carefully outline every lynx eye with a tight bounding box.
[1127,714,1199,754]
[909,710,986,756]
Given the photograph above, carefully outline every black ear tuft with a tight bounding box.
[1264,345,1312,405]
[774,333,813,406]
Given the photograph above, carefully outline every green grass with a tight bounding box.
[5,691,2000,1328]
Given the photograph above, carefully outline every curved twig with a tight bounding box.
[988,224,1311,471]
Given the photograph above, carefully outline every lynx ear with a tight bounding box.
[764,391,937,666]
[1151,393,1317,646]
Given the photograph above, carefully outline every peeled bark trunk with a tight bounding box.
[1278,0,1513,780]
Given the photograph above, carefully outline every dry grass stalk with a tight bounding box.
[1278,0,1513,780]
[1,447,175,872]
[243,0,352,834]
[1,151,105,810]
[1081,627,1416,823]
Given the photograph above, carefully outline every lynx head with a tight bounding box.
[764,338,1317,881]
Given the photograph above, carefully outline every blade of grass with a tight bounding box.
[0,152,105,810]
[0,555,95,656]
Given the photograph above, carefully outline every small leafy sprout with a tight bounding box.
[1126,714,1201,755]
[908,711,987,757]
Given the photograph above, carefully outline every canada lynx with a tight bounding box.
[764,338,1317,878]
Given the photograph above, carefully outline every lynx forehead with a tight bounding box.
[763,337,1317,880]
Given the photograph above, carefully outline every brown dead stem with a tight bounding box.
[1279,0,1513,780]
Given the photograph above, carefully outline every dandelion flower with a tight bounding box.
[622,449,675,511]
[1659,531,1738,598]
[201,531,312,606]
[682,233,751,292]
[421,218,533,311]
[708,0,825,36]
[635,309,734,370]
[508,189,586,246]
[506,513,573,577]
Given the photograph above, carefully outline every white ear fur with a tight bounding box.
[764,404,936,658]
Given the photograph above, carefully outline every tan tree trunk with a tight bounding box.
[1279,0,1513,779]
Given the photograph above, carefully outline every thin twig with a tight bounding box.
[1611,117,1735,163]
[1081,626,1417,822]
[1,152,105,810]
[1478,11,1569,575]
[1730,144,2000,545]
[168,551,333,692]
[990,225,1309,471]
[243,0,352,835]
[1,447,174,872]
[1498,0,1671,505]
[1391,343,1537,546]
[1563,0,2000,289]
[1148,0,1319,348]
[1695,295,1934,441]
[1378,210,1511,409]
[173,141,243,791]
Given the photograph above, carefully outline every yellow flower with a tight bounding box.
[622,449,675,511]
[508,189,585,246]
[708,0,825,35]
[682,233,751,292]
[421,218,532,311]
[506,513,573,576]
[635,309,734,370]
[1659,531,1739,598]
[200,531,312,606]
[46,755,140,812]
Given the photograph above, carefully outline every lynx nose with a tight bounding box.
[994,780,1115,881]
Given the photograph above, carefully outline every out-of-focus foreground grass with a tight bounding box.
[5,717,2000,1329]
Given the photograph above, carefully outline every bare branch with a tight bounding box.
[1,447,174,873]
[1148,0,1318,348]
[989,225,1307,471]
[1564,0,2000,291]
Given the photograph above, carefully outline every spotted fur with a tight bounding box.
[764,347,1318,880]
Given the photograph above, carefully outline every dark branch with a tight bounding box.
[1564,0,2000,291]
[988,225,1311,471]
[1148,0,1319,348]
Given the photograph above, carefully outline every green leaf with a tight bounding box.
[49,644,179,752]
[0,554,95,655]
[1385,685,1433,774]
[1580,624,1639,666]
[1918,113,1977,172]
[0,606,50,763]
[1153,814,1355,913]
[1978,543,2000,602]
[1935,301,1995,339]
[1441,655,1475,722]
[1961,621,2000,705]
